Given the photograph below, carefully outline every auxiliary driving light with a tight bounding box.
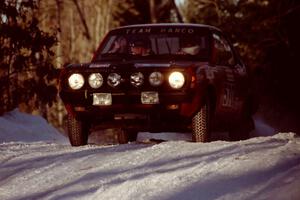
[107,73,121,87]
[149,71,163,86]
[141,91,159,104]
[93,93,112,106]
[131,72,144,87]
[168,71,185,89]
[88,73,103,89]
[68,73,84,90]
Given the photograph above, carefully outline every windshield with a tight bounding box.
[95,30,210,61]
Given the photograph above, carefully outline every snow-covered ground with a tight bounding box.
[0,109,67,144]
[0,109,300,200]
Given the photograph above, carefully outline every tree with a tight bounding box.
[38,0,114,64]
[183,0,300,131]
[36,0,114,128]
[112,0,182,26]
[0,0,58,115]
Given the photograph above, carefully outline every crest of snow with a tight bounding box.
[0,109,67,144]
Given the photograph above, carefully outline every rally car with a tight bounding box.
[59,23,256,146]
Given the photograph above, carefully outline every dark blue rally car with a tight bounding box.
[59,23,256,146]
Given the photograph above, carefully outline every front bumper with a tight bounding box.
[60,90,197,130]
[60,90,193,106]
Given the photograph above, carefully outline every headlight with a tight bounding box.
[168,71,185,89]
[68,73,84,90]
[149,72,163,86]
[107,73,121,87]
[88,73,103,89]
[130,72,144,87]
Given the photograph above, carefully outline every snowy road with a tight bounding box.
[1,134,300,200]
[0,110,300,200]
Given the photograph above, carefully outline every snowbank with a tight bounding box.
[137,118,276,142]
[0,108,276,145]
[0,109,67,144]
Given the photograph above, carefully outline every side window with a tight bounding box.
[213,33,235,66]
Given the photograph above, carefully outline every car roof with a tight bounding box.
[112,23,221,32]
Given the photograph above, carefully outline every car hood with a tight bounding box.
[88,60,209,69]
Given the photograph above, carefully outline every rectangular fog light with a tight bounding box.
[93,93,112,106]
[141,91,159,104]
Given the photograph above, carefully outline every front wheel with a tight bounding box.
[117,129,138,144]
[192,99,211,142]
[67,114,90,146]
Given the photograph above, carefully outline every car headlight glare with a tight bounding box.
[131,72,144,87]
[149,71,164,86]
[107,73,121,87]
[88,73,103,89]
[68,73,84,90]
[168,71,185,89]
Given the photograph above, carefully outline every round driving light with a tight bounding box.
[130,72,144,87]
[168,71,185,89]
[68,73,84,90]
[88,73,103,89]
[149,71,164,86]
[107,73,121,87]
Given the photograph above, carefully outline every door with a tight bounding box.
[212,32,246,125]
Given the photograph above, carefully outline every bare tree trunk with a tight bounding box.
[70,8,75,60]
[95,5,101,49]
[95,0,112,51]
[171,0,184,22]
[72,0,91,40]
[55,0,64,126]
[55,0,63,68]
[105,0,113,34]
[149,0,183,23]
[149,0,157,23]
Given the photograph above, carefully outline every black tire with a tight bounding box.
[67,114,90,146]
[192,99,211,142]
[128,130,138,142]
[117,129,138,144]
[117,129,128,144]
[229,96,255,141]
[229,117,253,141]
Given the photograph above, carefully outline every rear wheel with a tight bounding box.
[229,99,255,141]
[67,114,90,146]
[117,129,128,144]
[192,98,211,142]
[128,130,138,142]
[229,117,253,141]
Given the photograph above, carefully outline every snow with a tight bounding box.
[0,109,67,144]
[0,109,300,200]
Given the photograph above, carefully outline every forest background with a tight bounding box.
[1,0,300,133]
